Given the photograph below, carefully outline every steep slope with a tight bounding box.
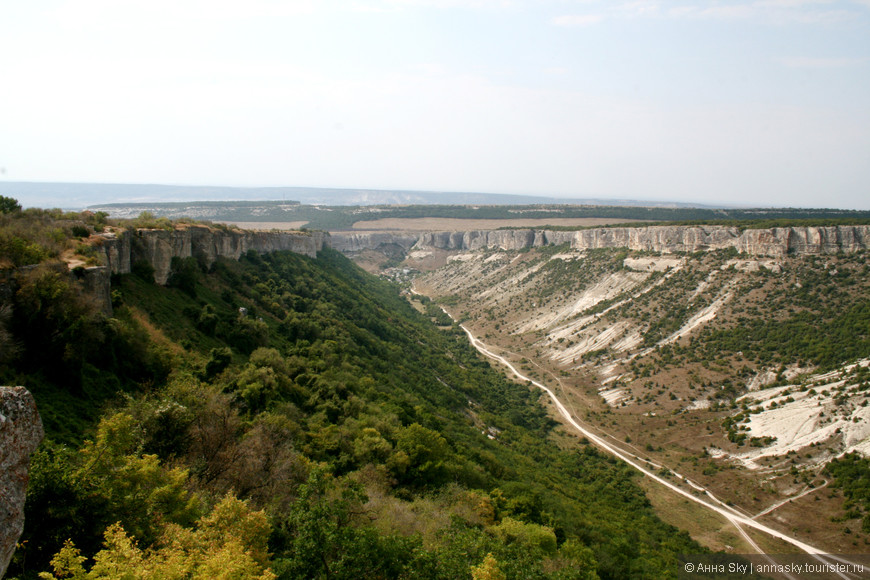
[413,244,870,553]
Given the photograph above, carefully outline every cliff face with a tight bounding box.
[415,225,870,256]
[99,226,325,285]
[0,387,44,579]
[72,266,113,316]
[2,226,325,317]
[417,229,553,251]
[328,232,419,254]
[734,225,870,256]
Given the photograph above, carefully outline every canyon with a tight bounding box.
[52,224,870,318]
[5,216,870,569]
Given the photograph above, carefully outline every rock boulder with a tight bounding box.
[0,387,44,578]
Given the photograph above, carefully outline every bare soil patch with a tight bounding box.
[403,248,457,271]
[346,249,396,274]
[351,217,648,231]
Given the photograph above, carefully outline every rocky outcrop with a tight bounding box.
[90,225,869,278]
[70,266,113,316]
[99,226,325,285]
[414,225,870,256]
[417,229,556,251]
[567,225,738,253]
[1,226,323,322]
[734,226,870,257]
[0,387,44,578]
[328,232,419,254]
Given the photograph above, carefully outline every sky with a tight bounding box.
[1,0,869,209]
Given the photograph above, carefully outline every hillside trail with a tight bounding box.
[436,305,862,575]
[753,481,829,520]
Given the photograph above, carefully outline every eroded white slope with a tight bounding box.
[516,271,650,334]
[733,360,870,467]
[659,286,734,347]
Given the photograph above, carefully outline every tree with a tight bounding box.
[0,195,21,214]
[12,266,104,384]
[273,465,366,578]
[202,346,232,379]
[471,553,507,580]
[391,422,454,487]
[168,256,199,297]
[272,465,430,579]
[490,517,557,555]
[39,495,276,580]
[73,412,201,542]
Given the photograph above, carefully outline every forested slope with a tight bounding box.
[0,207,701,578]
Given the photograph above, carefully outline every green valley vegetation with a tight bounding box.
[826,453,870,534]
[1,201,701,579]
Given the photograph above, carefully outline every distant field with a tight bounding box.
[227,221,309,230]
[350,217,649,231]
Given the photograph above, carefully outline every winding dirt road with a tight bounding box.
[455,321,863,576]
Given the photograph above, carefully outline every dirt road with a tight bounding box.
[456,321,861,574]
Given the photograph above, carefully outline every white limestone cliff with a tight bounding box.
[414,225,870,256]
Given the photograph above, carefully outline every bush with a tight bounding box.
[131,259,156,283]
[168,256,199,297]
[0,195,21,214]
[39,495,274,580]
[229,317,270,354]
[70,225,90,238]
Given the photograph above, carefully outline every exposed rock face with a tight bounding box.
[734,226,870,256]
[70,266,113,316]
[414,225,870,256]
[2,226,323,324]
[567,225,739,253]
[328,232,419,254]
[99,226,325,284]
[418,229,549,251]
[0,387,44,579]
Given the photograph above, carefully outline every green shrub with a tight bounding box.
[131,259,156,283]
[0,195,21,214]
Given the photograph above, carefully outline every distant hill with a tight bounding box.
[0,180,714,209]
[85,199,870,231]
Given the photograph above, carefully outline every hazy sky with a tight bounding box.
[2,0,869,208]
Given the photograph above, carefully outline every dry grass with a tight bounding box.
[127,307,191,360]
[754,489,870,554]
[638,478,758,553]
